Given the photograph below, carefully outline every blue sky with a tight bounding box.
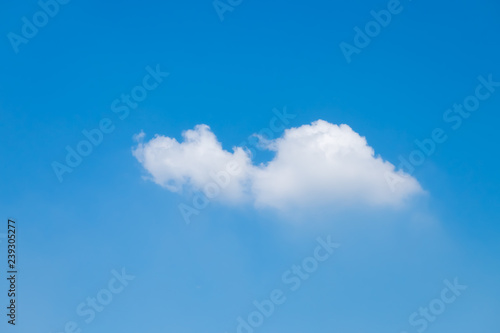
[1,0,499,332]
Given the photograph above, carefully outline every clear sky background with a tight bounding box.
[0,0,499,332]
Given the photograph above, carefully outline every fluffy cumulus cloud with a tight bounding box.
[132,125,253,203]
[132,120,423,211]
[251,120,422,209]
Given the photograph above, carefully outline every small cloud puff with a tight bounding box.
[132,124,253,203]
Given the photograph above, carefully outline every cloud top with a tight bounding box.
[132,120,423,211]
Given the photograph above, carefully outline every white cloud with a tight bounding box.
[132,124,253,203]
[252,120,422,209]
[132,120,423,211]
